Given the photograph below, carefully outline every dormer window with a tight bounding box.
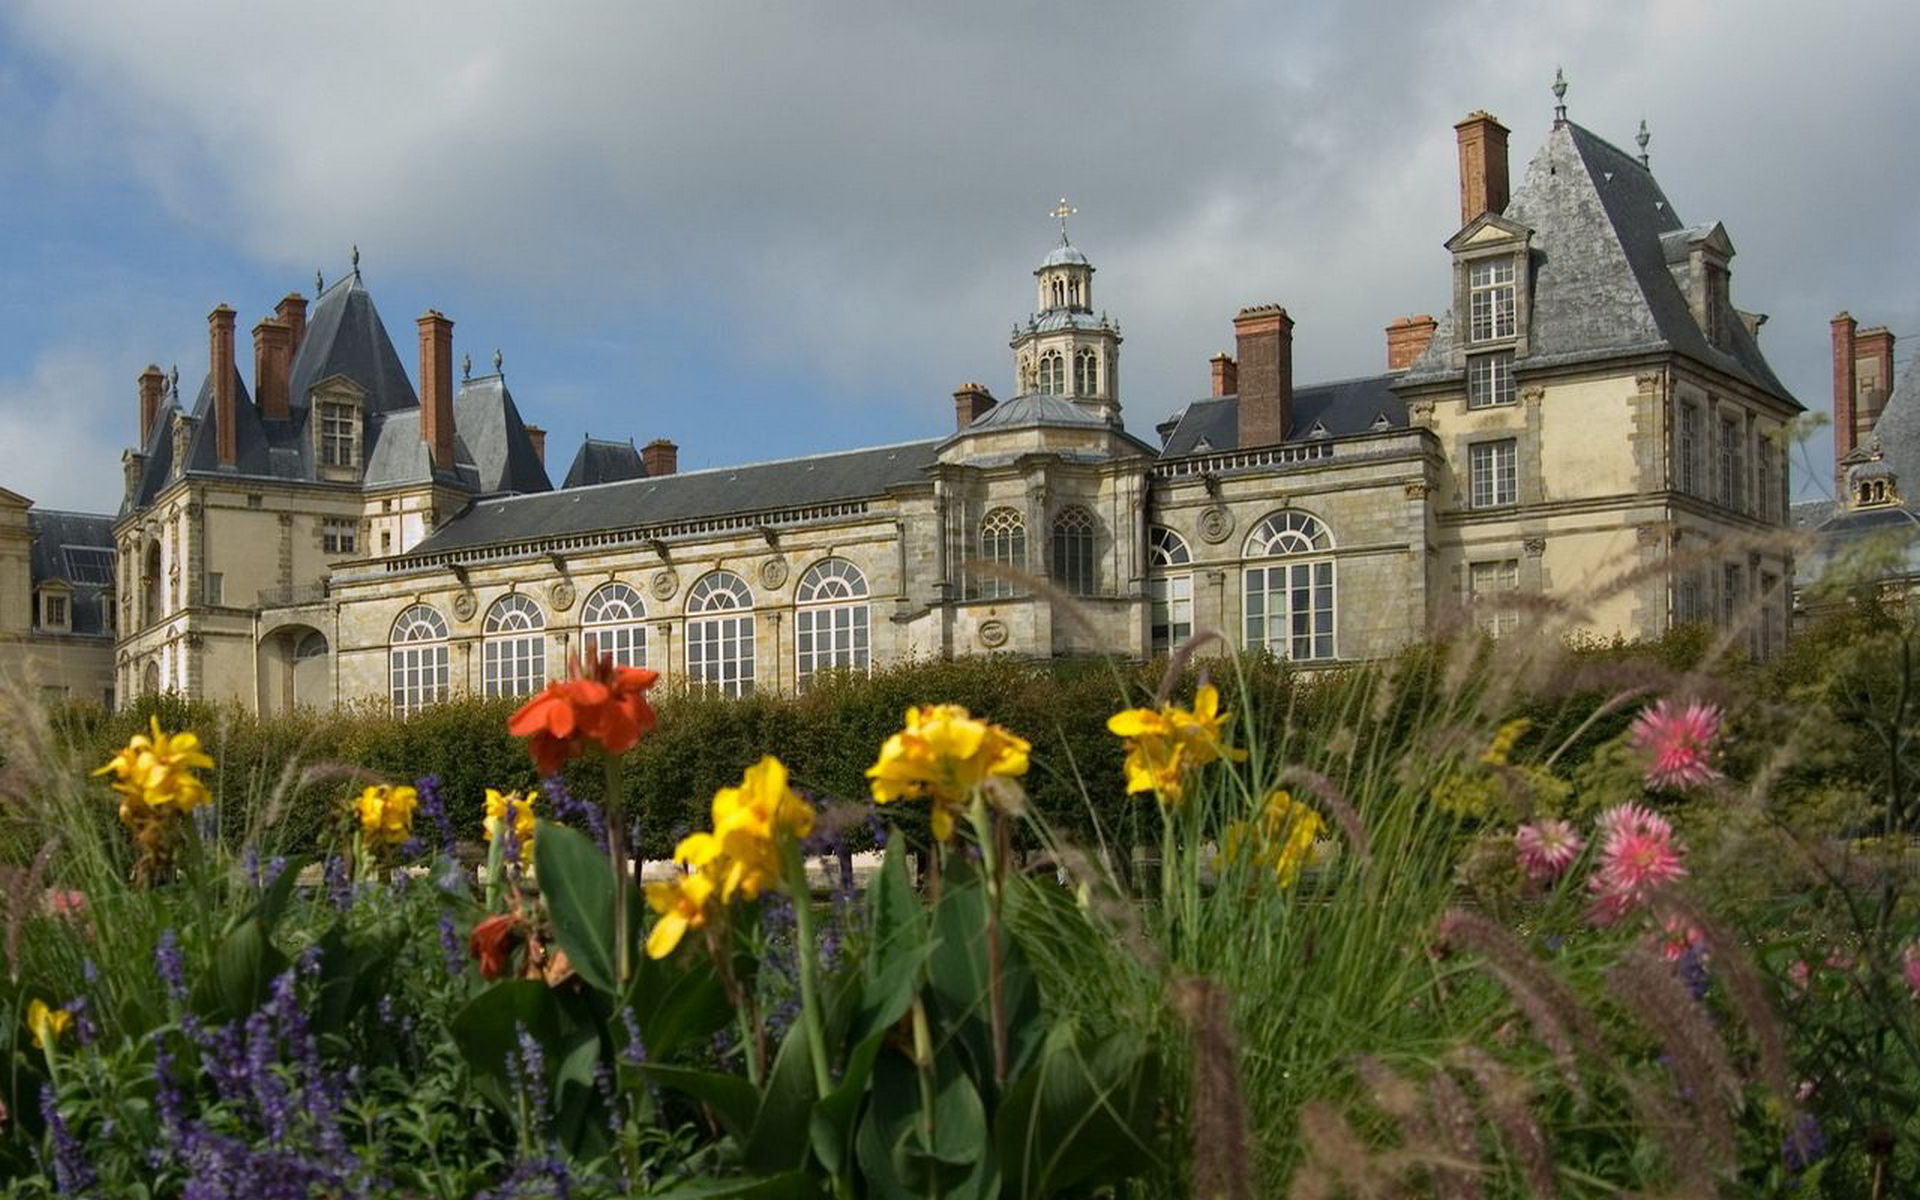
[36,588,70,632]
[1469,259,1517,342]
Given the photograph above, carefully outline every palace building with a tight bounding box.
[64,80,1800,715]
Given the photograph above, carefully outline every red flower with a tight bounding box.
[508,652,660,776]
[469,913,522,981]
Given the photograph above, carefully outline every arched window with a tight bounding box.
[795,559,869,688]
[1051,506,1097,596]
[141,660,160,697]
[390,604,450,715]
[1050,277,1066,308]
[143,542,163,627]
[295,630,328,660]
[482,593,547,699]
[975,507,1026,600]
[1074,348,1099,396]
[1148,526,1193,653]
[1039,351,1064,396]
[1242,510,1335,661]
[582,582,647,670]
[686,571,755,697]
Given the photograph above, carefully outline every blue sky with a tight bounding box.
[3,1,1916,514]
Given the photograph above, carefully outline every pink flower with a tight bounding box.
[1514,819,1585,882]
[1902,943,1920,999]
[1658,916,1705,962]
[1586,802,1687,926]
[1788,959,1811,993]
[1629,699,1723,791]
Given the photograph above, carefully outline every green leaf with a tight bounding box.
[191,917,289,1022]
[743,1021,818,1174]
[926,862,1039,1086]
[994,1028,1159,1199]
[627,945,732,1060]
[308,924,399,1037]
[636,1063,763,1144]
[551,1032,606,1158]
[853,838,930,1047]
[643,1171,822,1200]
[534,819,619,995]
[231,853,307,937]
[449,979,563,1113]
[808,1024,888,1177]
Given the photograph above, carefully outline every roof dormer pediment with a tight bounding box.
[1446,210,1533,253]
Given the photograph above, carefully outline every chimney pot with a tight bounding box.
[275,293,308,366]
[642,437,678,477]
[1233,305,1293,449]
[416,311,455,471]
[1209,353,1238,398]
[1454,110,1511,227]
[137,364,165,448]
[209,305,238,466]
[252,317,293,420]
[1385,314,1439,371]
[952,382,997,430]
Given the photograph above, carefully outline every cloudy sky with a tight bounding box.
[2,0,1914,513]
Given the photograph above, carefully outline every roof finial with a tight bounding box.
[169,364,179,399]
[1050,197,1077,245]
[1635,117,1651,167]
[493,348,503,375]
[1552,67,1568,125]
[350,244,360,276]
[461,352,472,381]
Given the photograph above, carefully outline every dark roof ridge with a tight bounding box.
[31,506,117,520]
[476,435,946,506]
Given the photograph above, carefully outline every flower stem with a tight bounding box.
[604,753,631,990]
[785,843,834,1100]
[968,791,1009,1087]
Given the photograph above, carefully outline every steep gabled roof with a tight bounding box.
[1157,374,1406,457]
[563,438,646,489]
[453,374,553,496]
[27,509,116,637]
[1863,350,1920,486]
[288,272,419,415]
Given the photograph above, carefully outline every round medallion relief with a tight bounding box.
[650,569,680,602]
[1197,505,1235,545]
[977,619,1009,649]
[451,591,478,622]
[549,579,577,612]
[758,557,790,591]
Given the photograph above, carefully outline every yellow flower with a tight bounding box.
[1478,718,1532,767]
[26,999,71,1052]
[354,784,418,854]
[94,717,214,818]
[677,756,816,902]
[1223,790,1326,887]
[484,789,539,863]
[867,704,1030,841]
[644,868,716,959]
[1107,684,1245,805]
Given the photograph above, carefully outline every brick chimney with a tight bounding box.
[953,382,996,429]
[1386,315,1439,371]
[1855,325,1897,435]
[524,424,546,468]
[252,317,292,420]
[1832,313,1858,472]
[1234,305,1293,448]
[209,305,238,466]
[642,438,678,476]
[137,364,165,447]
[275,293,308,364]
[1209,353,1238,398]
[1454,110,1510,227]
[416,310,455,471]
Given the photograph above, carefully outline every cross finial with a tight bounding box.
[461,352,471,381]
[493,348,503,375]
[1635,118,1651,167]
[1552,67,1568,125]
[1050,197,1077,244]
[350,244,360,275]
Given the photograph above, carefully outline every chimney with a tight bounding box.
[275,293,308,364]
[1386,315,1439,371]
[1234,305,1293,449]
[642,438,678,477]
[1855,325,1897,435]
[137,364,165,447]
[953,382,997,430]
[1832,313,1858,472]
[1454,110,1511,227]
[209,305,238,466]
[524,424,546,468]
[1209,353,1238,398]
[252,317,292,420]
[416,310,455,471]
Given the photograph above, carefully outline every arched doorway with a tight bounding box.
[259,624,332,713]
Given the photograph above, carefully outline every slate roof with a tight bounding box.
[1028,309,1115,335]
[964,393,1107,432]
[1805,350,1920,584]
[288,273,418,416]
[1038,244,1090,269]
[1860,349,1920,486]
[563,438,646,489]
[409,439,943,556]
[1400,121,1794,405]
[1799,502,1920,586]
[1157,374,1407,457]
[27,509,116,637]
[451,375,552,495]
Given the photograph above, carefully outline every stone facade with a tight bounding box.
[0,488,117,705]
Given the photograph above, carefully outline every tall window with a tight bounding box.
[1468,559,1520,637]
[582,582,647,669]
[687,571,755,697]
[1468,258,1516,342]
[1678,403,1701,495]
[1676,574,1704,626]
[323,519,356,555]
[1148,526,1193,654]
[483,593,547,699]
[1717,416,1738,509]
[1039,351,1064,396]
[1468,440,1517,508]
[319,402,356,467]
[1242,511,1335,661]
[1073,348,1099,396]
[795,559,869,688]
[1759,573,1782,660]
[1721,563,1743,629]
[389,604,450,716]
[1756,436,1776,522]
[1467,353,1515,408]
[975,507,1026,599]
[1051,506,1097,595]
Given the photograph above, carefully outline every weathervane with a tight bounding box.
[1635,118,1651,168]
[1552,67,1568,125]
[350,244,360,276]
[462,352,472,381]
[1051,197,1077,245]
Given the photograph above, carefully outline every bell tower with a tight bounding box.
[1010,199,1123,423]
